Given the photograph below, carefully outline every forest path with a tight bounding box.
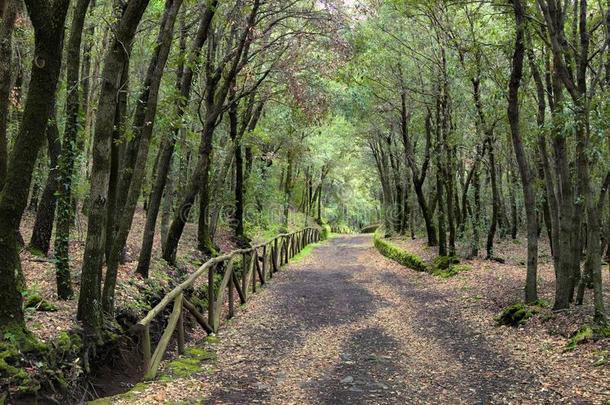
[130,235,560,404]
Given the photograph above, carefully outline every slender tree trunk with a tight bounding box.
[29,103,61,256]
[508,0,538,302]
[471,158,482,258]
[136,2,217,276]
[54,0,91,301]
[105,63,129,261]
[486,138,499,259]
[230,97,246,240]
[582,173,610,325]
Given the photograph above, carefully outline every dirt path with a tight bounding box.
[115,235,602,404]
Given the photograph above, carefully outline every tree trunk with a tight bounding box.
[77,0,150,336]
[508,0,538,302]
[29,103,61,256]
[471,158,482,258]
[486,138,499,259]
[0,0,18,189]
[230,97,246,240]
[54,0,92,301]
[0,0,70,333]
[105,63,129,261]
[102,0,183,314]
[136,2,217,276]
[583,173,610,326]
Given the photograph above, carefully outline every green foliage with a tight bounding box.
[290,242,322,263]
[320,224,332,240]
[373,229,427,272]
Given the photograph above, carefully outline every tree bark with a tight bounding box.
[164,1,260,263]
[0,0,70,333]
[0,0,18,189]
[508,0,538,302]
[77,0,151,336]
[102,0,183,314]
[136,0,218,275]
[54,0,92,301]
[486,138,499,259]
[29,103,61,256]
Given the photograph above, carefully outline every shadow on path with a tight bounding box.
[203,235,557,404]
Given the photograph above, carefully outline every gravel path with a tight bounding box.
[117,234,606,404]
[188,235,559,404]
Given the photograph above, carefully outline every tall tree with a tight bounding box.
[54,0,93,300]
[77,0,151,336]
[0,0,70,333]
[508,0,538,303]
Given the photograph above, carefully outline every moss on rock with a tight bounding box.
[565,325,610,351]
[23,292,57,312]
[496,303,536,327]
[432,256,460,270]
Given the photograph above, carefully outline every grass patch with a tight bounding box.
[290,242,323,263]
[164,346,217,379]
[373,229,428,272]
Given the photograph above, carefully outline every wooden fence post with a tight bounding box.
[144,293,183,380]
[208,265,216,332]
[242,253,248,300]
[262,245,267,281]
[272,239,279,272]
[177,304,185,355]
[228,275,234,318]
[141,325,151,373]
[252,250,257,293]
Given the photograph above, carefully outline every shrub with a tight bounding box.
[373,230,428,272]
[320,224,331,240]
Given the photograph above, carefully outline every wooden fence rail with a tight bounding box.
[134,227,322,380]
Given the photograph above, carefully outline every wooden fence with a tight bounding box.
[133,227,321,379]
